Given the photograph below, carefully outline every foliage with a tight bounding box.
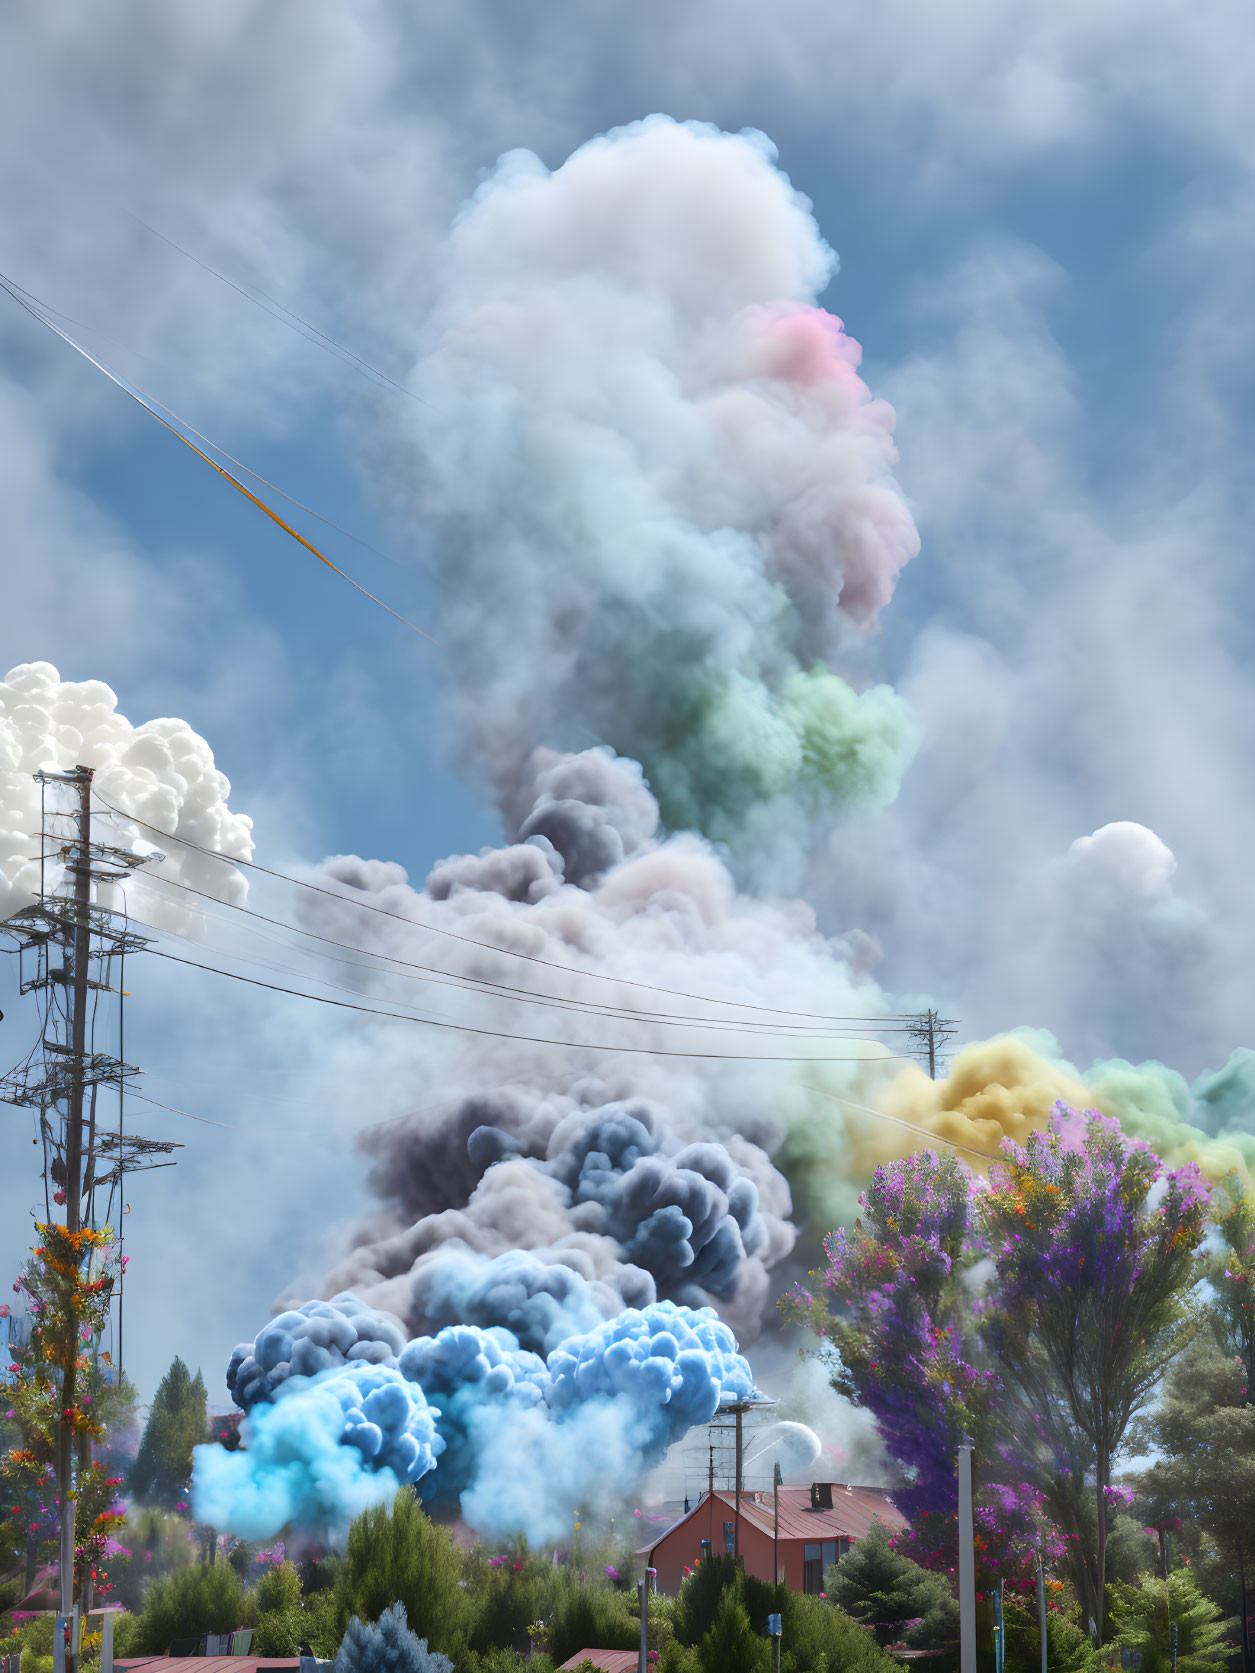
[546,1576,638,1664]
[700,1582,769,1673]
[1207,1174,1255,1400]
[1108,1568,1236,1673]
[333,1601,454,1673]
[254,1558,305,1657]
[129,1358,206,1508]
[982,1107,1209,1635]
[1001,1590,1098,1673]
[3,1223,134,1606]
[106,1506,197,1612]
[781,1148,990,1528]
[785,1106,1211,1639]
[334,1490,470,1660]
[777,1591,902,1673]
[826,1521,958,1655]
[1141,1328,1255,1552]
[131,1556,255,1653]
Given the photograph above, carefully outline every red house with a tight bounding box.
[636,1482,906,1596]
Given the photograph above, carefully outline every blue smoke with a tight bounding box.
[192,1362,443,1538]
[197,1299,758,1540]
[227,1293,407,1410]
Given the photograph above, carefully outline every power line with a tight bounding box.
[127,212,432,408]
[0,267,438,644]
[802,1081,998,1164]
[91,792,919,1029]
[139,940,913,1065]
[132,865,922,1039]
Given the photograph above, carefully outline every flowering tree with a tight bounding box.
[2,1224,134,1611]
[982,1108,1208,1640]
[784,1107,1209,1640]
[781,1149,1057,1583]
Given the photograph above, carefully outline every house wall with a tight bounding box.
[647,1499,810,1595]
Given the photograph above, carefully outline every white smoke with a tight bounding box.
[0,660,252,925]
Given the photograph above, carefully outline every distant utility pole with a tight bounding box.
[0,767,178,1649]
[907,1009,959,1079]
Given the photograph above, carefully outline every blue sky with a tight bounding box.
[2,1,1254,1405]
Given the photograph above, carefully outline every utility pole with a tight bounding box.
[907,1009,959,1080]
[1,768,177,1663]
[958,1437,977,1673]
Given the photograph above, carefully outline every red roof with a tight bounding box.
[116,1659,299,1671]
[557,1652,639,1672]
[635,1483,905,1556]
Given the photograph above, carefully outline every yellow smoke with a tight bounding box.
[867,1035,1255,1188]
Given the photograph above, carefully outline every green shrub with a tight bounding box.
[827,1522,958,1657]
[701,1584,769,1673]
[676,1554,742,1645]
[778,1591,899,1673]
[1109,1570,1236,1673]
[255,1559,305,1657]
[547,1580,638,1666]
[334,1491,470,1660]
[133,1559,255,1653]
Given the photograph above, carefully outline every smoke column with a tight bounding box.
[192,118,1254,1537]
[405,115,919,881]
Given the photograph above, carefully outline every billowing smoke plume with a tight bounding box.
[291,743,909,1349]
[0,660,252,923]
[197,1298,758,1543]
[194,1360,444,1539]
[406,115,919,875]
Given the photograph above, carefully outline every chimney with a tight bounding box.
[810,1482,834,1511]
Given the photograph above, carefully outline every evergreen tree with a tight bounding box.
[130,1357,207,1507]
[333,1490,471,1660]
[334,1602,453,1673]
[1139,1332,1255,1673]
[700,1584,769,1673]
[1108,1569,1236,1673]
[827,1522,959,1652]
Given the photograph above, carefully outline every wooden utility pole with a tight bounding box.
[908,1009,959,1079]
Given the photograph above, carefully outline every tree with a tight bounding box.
[130,1358,207,1507]
[700,1584,769,1673]
[1208,1174,1255,1403]
[1108,1569,1236,1673]
[1139,1333,1255,1673]
[334,1602,453,1673]
[133,1558,256,1653]
[783,1108,1209,1643]
[333,1490,470,1660]
[982,1107,1209,1640]
[255,1559,306,1657]
[827,1522,958,1656]
[780,1148,1060,1582]
[3,1229,134,1609]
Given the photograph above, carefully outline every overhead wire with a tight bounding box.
[91,792,923,1029]
[801,1081,997,1164]
[127,212,432,408]
[0,272,420,581]
[0,266,438,644]
[137,939,914,1065]
[130,864,921,1040]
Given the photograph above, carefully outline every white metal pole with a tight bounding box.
[958,1437,977,1673]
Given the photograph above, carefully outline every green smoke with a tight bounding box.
[624,663,917,851]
